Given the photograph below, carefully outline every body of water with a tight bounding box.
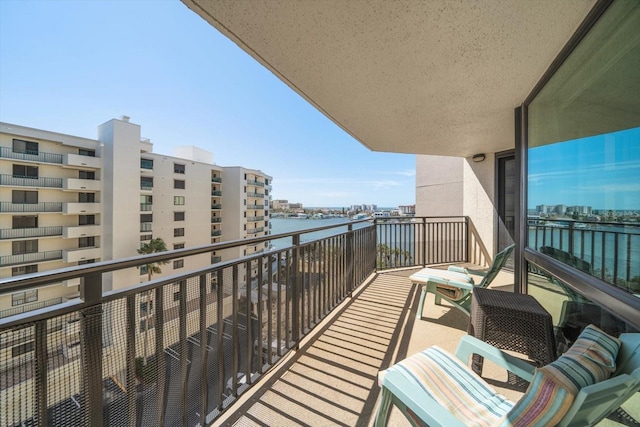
[268,217,371,250]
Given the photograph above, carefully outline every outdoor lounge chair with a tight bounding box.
[410,244,515,318]
[375,324,640,427]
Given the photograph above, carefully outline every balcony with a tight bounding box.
[211,217,222,223]
[211,176,222,183]
[246,192,264,198]
[140,203,153,211]
[0,226,63,240]
[0,201,63,213]
[63,153,101,170]
[0,218,637,427]
[0,174,63,188]
[63,246,101,263]
[64,224,101,239]
[211,229,222,237]
[211,203,222,210]
[64,177,100,192]
[0,146,63,164]
[211,190,222,196]
[247,215,264,222]
[247,227,264,234]
[247,204,263,209]
[0,250,62,267]
[140,222,152,232]
[247,179,264,187]
[63,202,100,215]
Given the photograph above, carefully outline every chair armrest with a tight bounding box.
[454,335,536,382]
[428,277,475,291]
[380,370,467,427]
[447,265,468,274]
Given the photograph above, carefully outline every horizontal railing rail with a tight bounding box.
[0,217,467,427]
[0,250,63,267]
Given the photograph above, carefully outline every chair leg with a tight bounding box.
[418,286,427,319]
[374,387,393,427]
[434,293,442,306]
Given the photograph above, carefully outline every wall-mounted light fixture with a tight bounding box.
[472,153,486,162]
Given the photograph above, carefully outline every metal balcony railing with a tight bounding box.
[211,230,222,237]
[0,250,63,267]
[247,227,264,234]
[140,203,153,211]
[246,192,264,198]
[0,217,469,427]
[211,191,222,196]
[211,177,222,183]
[247,204,263,209]
[0,202,64,213]
[0,147,64,164]
[0,297,63,319]
[0,174,63,188]
[211,203,222,210]
[247,216,265,222]
[246,179,264,187]
[211,217,222,223]
[0,226,63,240]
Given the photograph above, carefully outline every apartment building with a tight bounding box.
[0,117,272,320]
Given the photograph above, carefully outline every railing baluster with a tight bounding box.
[199,273,208,427]
[35,320,47,427]
[155,286,166,427]
[125,295,136,427]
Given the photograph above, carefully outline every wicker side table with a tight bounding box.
[468,288,557,387]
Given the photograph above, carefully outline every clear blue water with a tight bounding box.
[269,217,370,250]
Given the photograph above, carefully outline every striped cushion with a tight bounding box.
[379,346,514,427]
[501,324,621,426]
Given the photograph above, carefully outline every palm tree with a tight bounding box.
[137,237,169,364]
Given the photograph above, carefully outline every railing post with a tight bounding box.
[125,295,137,427]
[179,279,188,426]
[155,286,166,426]
[292,235,300,347]
[347,224,354,297]
[199,273,208,427]
[35,320,48,427]
[80,272,103,427]
[568,222,574,255]
[422,217,427,267]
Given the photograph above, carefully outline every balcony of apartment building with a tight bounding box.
[246,203,263,210]
[211,216,222,223]
[247,215,264,222]
[0,201,63,213]
[246,191,264,199]
[0,226,63,240]
[211,190,222,196]
[211,229,222,237]
[0,249,63,267]
[140,158,154,173]
[247,178,264,187]
[211,203,222,210]
[211,176,222,183]
[0,145,99,169]
[1,217,637,426]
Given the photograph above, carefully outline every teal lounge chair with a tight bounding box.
[375,327,640,427]
[410,244,515,318]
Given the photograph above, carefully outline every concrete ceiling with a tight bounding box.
[182,0,597,158]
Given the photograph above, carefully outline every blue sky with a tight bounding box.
[0,0,415,208]
[528,127,640,211]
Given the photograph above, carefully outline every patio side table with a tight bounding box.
[468,287,557,387]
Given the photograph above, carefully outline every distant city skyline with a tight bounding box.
[0,0,416,208]
[528,126,640,211]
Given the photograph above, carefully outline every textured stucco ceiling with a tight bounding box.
[182,0,597,157]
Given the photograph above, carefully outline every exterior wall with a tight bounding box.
[416,153,498,258]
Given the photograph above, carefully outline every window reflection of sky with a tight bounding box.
[528,127,640,210]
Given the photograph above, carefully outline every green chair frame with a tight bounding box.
[411,243,515,318]
[375,332,640,427]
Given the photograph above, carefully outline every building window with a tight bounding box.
[79,170,95,180]
[12,190,38,204]
[12,240,38,255]
[140,265,148,275]
[13,164,38,178]
[174,179,185,189]
[174,211,185,221]
[12,216,38,229]
[11,341,35,358]
[78,192,96,203]
[79,236,95,248]
[12,265,38,276]
[141,176,154,189]
[12,139,39,155]
[174,196,185,205]
[79,148,96,157]
[174,228,184,237]
[173,259,184,269]
[139,318,155,332]
[12,290,38,306]
[140,234,152,241]
[78,259,95,265]
[140,158,153,169]
[140,213,153,223]
[174,163,185,174]
[174,243,185,250]
[79,215,95,225]
[140,300,153,316]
